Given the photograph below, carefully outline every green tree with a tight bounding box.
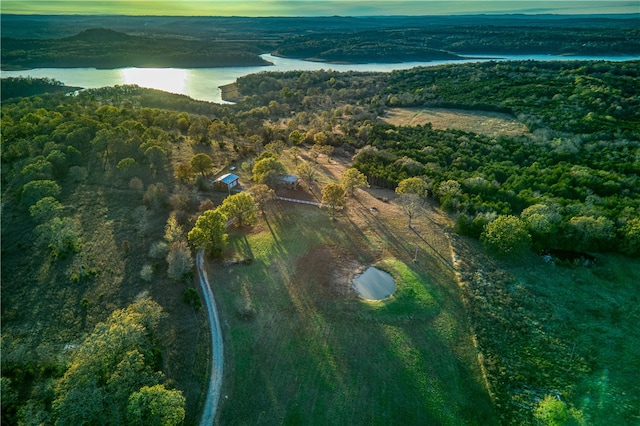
[20,156,54,182]
[340,168,369,197]
[35,217,81,257]
[313,131,328,145]
[182,287,201,310]
[143,145,168,176]
[620,217,640,256]
[29,196,62,223]
[436,179,462,212]
[91,128,118,170]
[481,215,531,256]
[220,192,258,227]
[396,177,430,198]
[565,215,616,251]
[53,299,167,425]
[46,149,68,179]
[252,157,287,187]
[188,116,211,144]
[190,153,214,178]
[127,384,186,426]
[321,183,345,219]
[20,179,61,207]
[521,203,562,244]
[117,157,137,177]
[187,209,228,257]
[288,129,305,145]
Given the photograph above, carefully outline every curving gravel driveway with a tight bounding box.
[196,249,224,426]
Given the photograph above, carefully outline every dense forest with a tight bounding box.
[2,56,639,425]
[1,28,271,70]
[273,24,640,63]
[230,60,640,257]
[3,14,639,69]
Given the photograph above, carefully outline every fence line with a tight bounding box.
[276,196,326,208]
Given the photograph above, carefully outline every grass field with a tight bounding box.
[211,186,497,425]
[380,107,529,137]
[451,235,640,424]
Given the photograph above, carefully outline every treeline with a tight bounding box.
[384,60,640,138]
[229,60,640,256]
[1,77,80,101]
[353,123,640,254]
[0,84,243,424]
[274,24,640,62]
[4,16,637,70]
[273,32,462,63]
[1,28,272,70]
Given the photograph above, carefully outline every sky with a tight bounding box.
[2,0,639,16]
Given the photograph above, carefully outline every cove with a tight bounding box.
[2,53,638,104]
[353,267,396,301]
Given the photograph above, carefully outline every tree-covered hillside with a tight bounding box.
[2,57,639,425]
[229,60,640,256]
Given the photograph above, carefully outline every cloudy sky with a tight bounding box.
[2,1,638,16]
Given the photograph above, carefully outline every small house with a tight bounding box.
[214,173,240,191]
[279,175,299,189]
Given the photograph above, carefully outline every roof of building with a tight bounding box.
[279,175,299,183]
[216,173,239,184]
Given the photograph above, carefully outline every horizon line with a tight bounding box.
[2,12,640,17]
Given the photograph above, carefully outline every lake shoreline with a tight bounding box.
[3,53,638,104]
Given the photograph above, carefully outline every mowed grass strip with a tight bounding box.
[213,202,496,425]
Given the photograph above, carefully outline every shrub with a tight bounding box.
[182,288,201,310]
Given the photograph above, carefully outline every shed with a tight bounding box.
[279,175,299,189]
[214,173,240,191]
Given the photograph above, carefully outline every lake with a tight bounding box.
[2,53,638,104]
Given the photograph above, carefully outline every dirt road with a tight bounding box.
[196,250,224,426]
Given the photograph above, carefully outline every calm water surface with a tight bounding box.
[353,267,396,300]
[2,53,638,104]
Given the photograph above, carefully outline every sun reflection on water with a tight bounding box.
[120,68,189,93]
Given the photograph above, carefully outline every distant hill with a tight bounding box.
[1,15,638,70]
[65,28,132,42]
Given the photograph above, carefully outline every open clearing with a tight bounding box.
[209,156,496,425]
[380,107,529,136]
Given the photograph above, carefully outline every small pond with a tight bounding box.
[353,267,396,300]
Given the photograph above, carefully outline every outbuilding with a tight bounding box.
[214,173,240,191]
[279,175,299,189]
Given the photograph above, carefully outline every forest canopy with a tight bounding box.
[1,54,639,426]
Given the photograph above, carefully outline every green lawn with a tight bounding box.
[212,202,496,425]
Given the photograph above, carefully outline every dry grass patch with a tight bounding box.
[381,107,529,136]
